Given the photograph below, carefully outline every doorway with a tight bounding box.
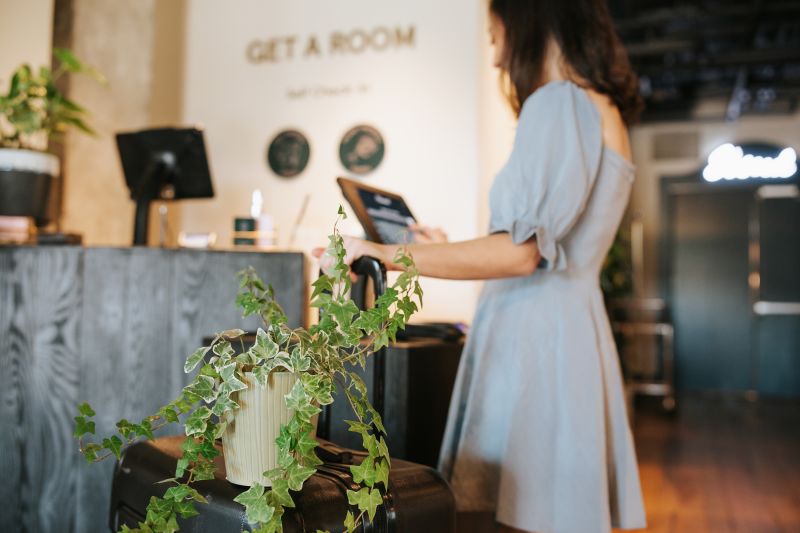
[662,179,800,397]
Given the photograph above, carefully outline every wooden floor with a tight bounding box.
[456,394,800,533]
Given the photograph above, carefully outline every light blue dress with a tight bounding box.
[438,81,646,533]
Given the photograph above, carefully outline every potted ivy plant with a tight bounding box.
[0,48,105,229]
[74,209,424,532]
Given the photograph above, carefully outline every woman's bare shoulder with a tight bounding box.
[584,88,632,161]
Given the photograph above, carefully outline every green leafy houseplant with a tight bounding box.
[74,210,423,533]
[0,48,105,150]
[600,227,633,301]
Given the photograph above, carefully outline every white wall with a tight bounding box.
[0,0,54,91]
[180,0,489,321]
[629,111,800,297]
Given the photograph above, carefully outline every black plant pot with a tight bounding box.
[0,148,59,221]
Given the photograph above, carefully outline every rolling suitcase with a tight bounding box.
[109,257,456,532]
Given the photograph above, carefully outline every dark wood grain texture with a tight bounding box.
[0,248,22,532]
[0,247,306,533]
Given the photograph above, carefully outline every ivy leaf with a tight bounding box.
[269,478,295,508]
[345,420,370,434]
[185,375,218,403]
[116,419,136,439]
[285,381,319,422]
[367,405,387,435]
[311,276,334,300]
[212,394,239,418]
[253,328,280,360]
[269,349,292,369]
[350,456,377,486]
[361,433,379,456]
[184,346,211,373]
[221,328,246,340]
[175,457,189,478]
[344,511,356,532]
[192,457,216,481]
[234,483,264,506]
[102,435,123,459]
[163,484,191,501]
[159,406,180,424]
[375,457,390,487]
[144,495,173,524]
[347,487,384,521]
[377,437,390,460]
[174,499,199,519]
[234,483,275,524]
[212,340,236,362]
[73,415,95,437]
[329,300,360,329]
[290,347,311,373]
[77,402,95,417]
[81,443,102,463]
[349,373,368,398]
[219,362,247,392]
[135,419,155,440]
[296,430,319,457]
[252,365,270,387]
[253,513,285,533]
[287,462,316,491]
[184,407,213,436]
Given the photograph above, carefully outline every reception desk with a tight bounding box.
[0,246,306,533]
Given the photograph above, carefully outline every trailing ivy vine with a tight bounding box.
[74,209,423,532]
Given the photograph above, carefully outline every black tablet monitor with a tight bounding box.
[116,127,214,201]
[337,177,416,244]
[116,127,214,245]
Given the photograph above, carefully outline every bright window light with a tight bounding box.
[702,143,797,183]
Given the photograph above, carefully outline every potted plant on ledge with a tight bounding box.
[74,209,424,533]
[0,48,105,240]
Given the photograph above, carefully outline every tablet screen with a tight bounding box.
[357,188,415,244]
[337,177,417,244]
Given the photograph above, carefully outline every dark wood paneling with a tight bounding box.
[0,249,84,532]
[0,249,23,532]
[0,247,306,533]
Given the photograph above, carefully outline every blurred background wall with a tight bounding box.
[2,0,798,327]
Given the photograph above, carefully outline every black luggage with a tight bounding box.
[110,436,455,532]
[109,257,456,532]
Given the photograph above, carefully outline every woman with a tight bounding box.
[317,1,646,531]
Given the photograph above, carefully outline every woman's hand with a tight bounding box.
[409,223,448,244]
[312,236,391,280]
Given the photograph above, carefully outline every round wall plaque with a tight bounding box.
[267,130,310,178]
[339,125,385,175]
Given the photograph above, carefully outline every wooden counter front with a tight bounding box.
[0,246,306,533]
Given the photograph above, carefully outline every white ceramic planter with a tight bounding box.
[222,372,311,487]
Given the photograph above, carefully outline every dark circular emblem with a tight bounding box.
[339,125,385,175]
[267,130,310,178]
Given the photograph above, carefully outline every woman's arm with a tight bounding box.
[325,232,541,281]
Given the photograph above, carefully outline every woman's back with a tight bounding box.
[487,80,634,278]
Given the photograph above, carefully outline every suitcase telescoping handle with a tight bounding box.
[316,256,389,442]
[350,256,388,423]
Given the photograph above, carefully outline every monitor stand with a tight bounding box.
[132,152,176,246]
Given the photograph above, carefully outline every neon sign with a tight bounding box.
[702,143,797,183]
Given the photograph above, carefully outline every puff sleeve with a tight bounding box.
[488,81,603,271]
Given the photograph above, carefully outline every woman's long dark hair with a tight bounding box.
[490,0,642,125]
